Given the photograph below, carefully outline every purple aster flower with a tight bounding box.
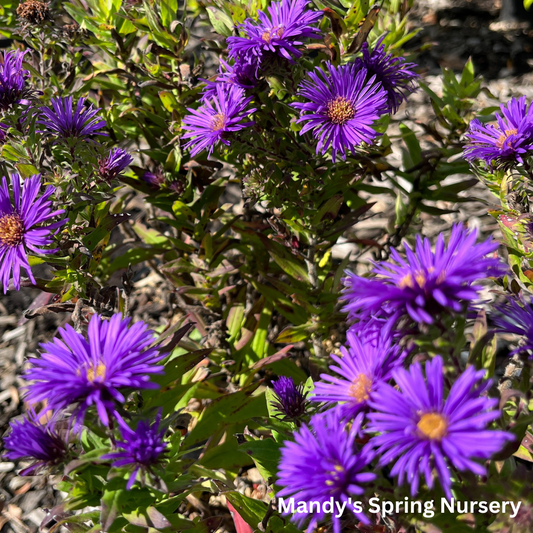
[38,96,107,139]
[367,356,514,499]
[493,297,533,356]
[0,50,31,110]
[202,59,257,101]
[354,36,418,114]
[271,376,308,420]
[0,173,65,293]
[312,327,404,419]
[277,409,375,533]
[3,408,68,475]
[342,224,506,325]
[227,0,323,65]
[464,96,533,168]
[182,84,255,157]
[292,63,387,162]
[24,313,164,428]
[98,148,133,181]
[101,412,167,490]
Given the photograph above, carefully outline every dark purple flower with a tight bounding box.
[271,376,307,419]
[182,84,255,157]
[367,356,514,499]
[38,96,107,139]
[202,59,257,101]
[464,97,533,168]
[493,297,533,356]
[0,173,65,293]
[227,0,323,65]
[0,50,30,110]
[342,224,506,325]
[142,169,165,188]
[312,327,404,419]
[292,63,387,162]
[99,148,133,181]
[277,409,375,533]
[24,313,164,428]
[354,36,418,113]
[3,409,68,475]
[102,412,167,490]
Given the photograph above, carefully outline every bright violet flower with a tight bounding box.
[354,36,418,113]
[102,412,167,490]
[0,173,65,293]
[312,327,405,419]
[24,313,164,428]
[493,297,533,356]
[182,84,255,157]
[3,408,68,475]
[227,0,322,65]
[271,376,308,420]
[0,50,31,110]
[464,96,533,168]
[292,63,387,162]
[98,148,133,181]
[367,356,514,499]
[202,58,257,100]
[277,409,375,532]
[342,224,506,325]
[38,96,107,139]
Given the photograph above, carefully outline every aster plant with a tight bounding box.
[3,408,69,475]
[464,96,533,169]
[271,376,308,420]
[354,36,419,113]
[38,96,107,140]
[277,409,376,533]
[493,297,533,356]
[24,313,164,427]
[292,63,388,161]
[227,0,323,66]
[312,327,405,419]
[0,173,65,292]
[342,223,506,325]
[0,50,31,111]
[182,84,256,157]
[98,148,134,181]
[367,356,514,499]
[102,412,167,490]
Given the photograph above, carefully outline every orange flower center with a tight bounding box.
[211,113,226,131]
[326,96,356,125]
[262,26,284,43]
[496,128,518,149]
[417,412,448,440]
[0,213,24,247]
[348,373,372,403]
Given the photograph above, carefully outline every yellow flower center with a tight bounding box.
[0,213,24,247]
[348,373,372,403]
[86,362,106,382]
[326,96,356,125]
[211,113,226,131]
[417,412,448,440]
[398,267,436,289]
[325,464,345,486]
[496,128,518,149]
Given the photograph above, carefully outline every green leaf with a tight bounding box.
[224,492,268,529]
[239,439,281,481]
[399,123,422,167]
[100,490,124,532]
[206,7,234,37]
[183,384,267,447]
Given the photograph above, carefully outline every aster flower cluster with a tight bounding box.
[182,0,419,161]
[276,225,514,530]
[2,313,168,490]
